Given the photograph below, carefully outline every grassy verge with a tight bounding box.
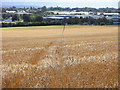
[2,25,118,30]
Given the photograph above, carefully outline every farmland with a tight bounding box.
[2,25,118,88]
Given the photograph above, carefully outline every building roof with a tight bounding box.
[43,17,64,20]
[6,11,16,13]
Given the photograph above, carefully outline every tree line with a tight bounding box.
[2,6,118,13]
[2,14,113,27]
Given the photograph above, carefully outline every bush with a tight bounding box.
[100,22,105,25]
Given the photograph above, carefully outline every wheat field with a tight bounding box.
[2,25,118,88]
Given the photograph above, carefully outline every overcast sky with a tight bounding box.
[2,0,120,8]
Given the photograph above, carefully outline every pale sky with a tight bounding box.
[2,0,119,2]
[2,0,120,8]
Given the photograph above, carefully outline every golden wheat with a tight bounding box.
[2,25,118,88]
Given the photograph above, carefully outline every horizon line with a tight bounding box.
[2,2,118,9]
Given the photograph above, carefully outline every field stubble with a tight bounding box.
[2,26,118,88]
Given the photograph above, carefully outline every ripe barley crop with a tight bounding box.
[2,26,118,88]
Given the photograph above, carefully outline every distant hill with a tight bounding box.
[2,2,118,13]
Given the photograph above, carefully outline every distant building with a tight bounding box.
[112,18,119,25]
[47,11,89,15]
[89,12,95,15]
[17,10,26,14]
[43,17,64,21]
[4,19,12,23]
[43,15,104,21]
[6,10,16,13]
[0,20,2,23]
[103,13,119,16]
[43,12,119,24]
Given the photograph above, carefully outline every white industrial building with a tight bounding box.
[43,15,105,20]
[6,10,16,13]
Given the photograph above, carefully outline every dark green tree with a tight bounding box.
[30,14,36,22]
[35,16,43,22]
[23,14,31,22]
[2,8,6,13]
[88,17,95,24]
[12,14,19,21]
[41,6,47,12]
